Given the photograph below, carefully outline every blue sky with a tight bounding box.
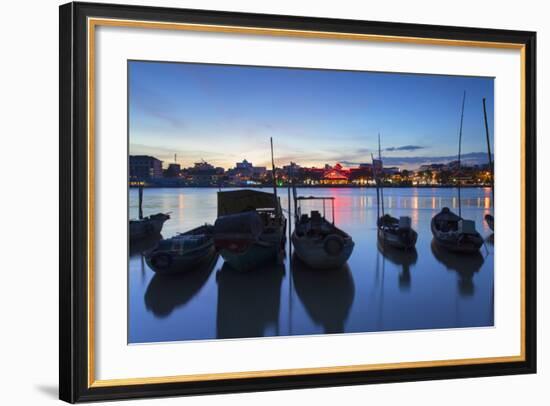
[129,61,494,170]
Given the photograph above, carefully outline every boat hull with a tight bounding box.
[129,214,169,240]
[431,220,483,253]
[218,240,282,272]
[485,214,494,231]
[292,232,354,269]
[377,228,417,250]
[146,243,217,275]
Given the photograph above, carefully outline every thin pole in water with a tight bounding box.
[270,137,279,216]
[457,91,466,218]
[138,184,144,220]
[372,153,380,221]
[378,133,385,217]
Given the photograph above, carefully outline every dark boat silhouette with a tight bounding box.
[372,133,417,250]
[291,194,354,269]
[129,185,169,241]
[213,190,286,272]
[431,207,483,253]
[213,139,286,272]
[145,224,216,275]
[431,92,482,254]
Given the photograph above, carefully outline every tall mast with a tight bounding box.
[457,91,466,218]
[290,164,298,222]
[482,98,494,205]
[378,132,385,217]
[371,153,380,221]
[270,137,279,216]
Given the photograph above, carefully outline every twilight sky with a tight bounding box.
[129,61,494,170]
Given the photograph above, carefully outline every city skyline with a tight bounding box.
[129,61,494,171]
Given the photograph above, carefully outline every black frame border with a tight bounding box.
[59,1,536,403]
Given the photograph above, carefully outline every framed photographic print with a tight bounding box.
[59,1,537,403]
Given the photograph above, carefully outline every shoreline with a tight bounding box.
[129,184,492,189]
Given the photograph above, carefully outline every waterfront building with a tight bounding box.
[129,155,163,180]
[321,163,349,185]
[165,163,181,178]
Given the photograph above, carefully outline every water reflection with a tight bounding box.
[216,262,285,339]
[128,187,494,343]
[291,256,354,334]
[431,240,484,297]
[377,243,418,291]
[144,254,218,318]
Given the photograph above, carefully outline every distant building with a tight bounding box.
[229,160,267,183]
[186,161,222,185]
[383,167,400,175]
[321,163,349,185]
[165,163,181,178]
[129,155,163,180]
[235,159,253,170]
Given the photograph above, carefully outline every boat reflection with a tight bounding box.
[216,262,285,339]
[129,233,161,256]
[291,255,354,334]
[144,254,218,318]
[377,242,418,291]
[431,240,484,297]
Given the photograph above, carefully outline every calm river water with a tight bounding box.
[128,187,494,344]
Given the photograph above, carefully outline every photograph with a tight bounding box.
[127,60,495,344]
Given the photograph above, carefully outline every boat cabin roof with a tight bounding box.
[217,189,281,216]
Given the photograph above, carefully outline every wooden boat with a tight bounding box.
[431,207,483,253]
[431,91,482,254]
[145,224,217,274]
[291,196,354,269]
[213,190,286,272]
[372,134,417,250]
[214,139,286,272]
[129,185,169,240]
[482,97,495,232]
[485,213,494,231]
[130,213,170,241]
[377,214,418,250]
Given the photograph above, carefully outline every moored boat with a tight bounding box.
[372,133,417,250]
[291,196,354,269]
[377,214,418,250]
[431,207,483,253]
[213,190,286,272]
[130,213,170,241]
[485,213,494,232]
[145,224,216,274]
[430,91,482,254]
[129,185,169,240]
[214,139,286,272]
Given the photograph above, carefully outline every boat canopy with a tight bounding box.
[217,189,281,216]
[434,207,461,222]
